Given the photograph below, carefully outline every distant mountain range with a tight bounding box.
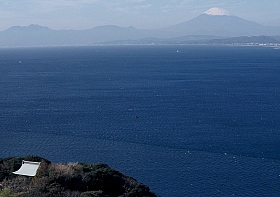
[100,35,280,46]
[0,7,279,47]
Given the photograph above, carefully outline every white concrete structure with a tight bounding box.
[12,160,41,177]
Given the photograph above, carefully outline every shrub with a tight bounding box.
[83,163,125,196]
[0,156,157,197]
[126,184,157,197]
[0,188,16,197]
[81,190,107,197]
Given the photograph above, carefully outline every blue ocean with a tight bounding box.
[0,45,280,196]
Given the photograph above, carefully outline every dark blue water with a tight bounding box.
[1,45,280,196]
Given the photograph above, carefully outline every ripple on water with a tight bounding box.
[1,131,280,197]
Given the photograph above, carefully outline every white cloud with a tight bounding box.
[102,0,152,14]
[35,0,100,12]
[115,3,151,11]
[129,0,147,2]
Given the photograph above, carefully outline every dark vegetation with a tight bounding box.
[0,156,157,197]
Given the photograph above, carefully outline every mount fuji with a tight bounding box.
[161,7,280,37]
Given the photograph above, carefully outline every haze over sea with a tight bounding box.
[1,45,280,196]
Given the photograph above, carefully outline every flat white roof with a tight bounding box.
[13,160,41,177]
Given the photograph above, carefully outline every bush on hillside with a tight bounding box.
[0,156,157,197]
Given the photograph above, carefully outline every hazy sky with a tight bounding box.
[0,0,279,31]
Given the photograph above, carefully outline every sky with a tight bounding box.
[0,0,280,31]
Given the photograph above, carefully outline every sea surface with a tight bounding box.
[0,45,280,196]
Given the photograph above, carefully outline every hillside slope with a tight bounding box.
[0,155,156,197]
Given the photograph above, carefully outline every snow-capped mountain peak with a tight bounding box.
[204,7,230,16]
